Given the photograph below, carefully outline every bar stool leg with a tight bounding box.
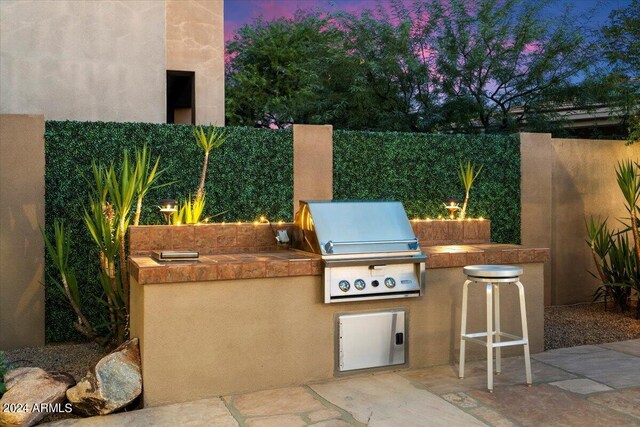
[516,281,532,386]
[486,283,494,392]
[494,284,501,375]
[459,279,472,379]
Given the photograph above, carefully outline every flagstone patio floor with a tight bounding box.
[46,339,640,426]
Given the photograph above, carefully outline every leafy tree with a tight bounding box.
[225,12,345,127]
[332,2,440,131]
[432,0,599,133]
[601,0,640,143]
[226,5,442,131]
[225,0,606,135]
[602,0,640,79]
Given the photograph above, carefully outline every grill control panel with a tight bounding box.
[324,258,425,303]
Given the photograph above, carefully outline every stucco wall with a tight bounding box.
[0,114,45,350]
[131,264,544,406]
[520,133,639,305]
[0,0,165,122]
[166,0,225,125]
[293,124,334,215]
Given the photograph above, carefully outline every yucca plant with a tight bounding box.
[616,160,640,261]
[105,151,138,314]
[84,162,126,343]
[45,146,165,346]
[133,145,168,226]
[194,126,226,199]
[41,220,101,342]
[587,217,634,312]
[458,160,483,220]
[586,160,640,318]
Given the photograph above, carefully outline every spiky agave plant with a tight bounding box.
[172,194,207,225]
[458,161,483,220]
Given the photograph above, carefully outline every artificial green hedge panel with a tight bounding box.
[45,121,293,342]
[45,122,520,342]
[333,131,521,244]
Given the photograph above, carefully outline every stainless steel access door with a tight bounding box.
[337,310,406,372]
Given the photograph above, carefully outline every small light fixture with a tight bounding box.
[443,197,461,220]
[158,199,177,224]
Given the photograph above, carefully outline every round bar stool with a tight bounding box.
[458,265,532,392]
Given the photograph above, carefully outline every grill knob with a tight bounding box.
[384,277,396,288]
[354,279,366,290]
[338,280,350,292]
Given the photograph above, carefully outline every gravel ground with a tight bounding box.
[2,342,106,424]
[2,342,106,382]
[545,301,640,350]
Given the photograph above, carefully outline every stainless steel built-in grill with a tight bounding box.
[293,200,426,303]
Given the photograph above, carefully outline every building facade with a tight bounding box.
[0,0,224,125]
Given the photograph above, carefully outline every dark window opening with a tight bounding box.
[167,70,195,124]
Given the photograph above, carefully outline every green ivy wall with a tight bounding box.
[334,130,520,243]
[44,122,519,341]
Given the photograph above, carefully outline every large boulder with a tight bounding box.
[0,367,75,427]
[66,338,141,416]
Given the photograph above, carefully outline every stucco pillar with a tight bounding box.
[0,114,45,349]
[520,133,553,305]
[293,124,333,216]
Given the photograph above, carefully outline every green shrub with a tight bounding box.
[333,131,520,243]
[0,351,8,395]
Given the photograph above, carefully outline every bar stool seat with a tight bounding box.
[459,264,532,392]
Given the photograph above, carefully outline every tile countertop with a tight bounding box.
[129,245,550,285]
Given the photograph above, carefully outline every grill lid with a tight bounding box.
[294,200,420,256]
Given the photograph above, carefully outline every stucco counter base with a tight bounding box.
[130,251,546,407]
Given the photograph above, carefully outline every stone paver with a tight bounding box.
[246,414,306,427]
[307,409,343,422]
[310,373,486,426]
[467,406,517,427]
[440,392,479,408]
[532,345,640,389]
[549,378,613,394]
[45,398,238,426]
[587,387,640,419]
[308,420,353,427]
[225,386,325,417]
[468,384,637,426]
[401,356,576,394]
[600,339,640,357]
[42,340,640,427]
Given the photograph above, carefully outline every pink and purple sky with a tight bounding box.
[224,0,632,43]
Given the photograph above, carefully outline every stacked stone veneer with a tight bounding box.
[411,219,490,246]
[128,219,490,255]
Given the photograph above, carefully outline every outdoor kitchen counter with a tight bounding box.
[128,244,549,285]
